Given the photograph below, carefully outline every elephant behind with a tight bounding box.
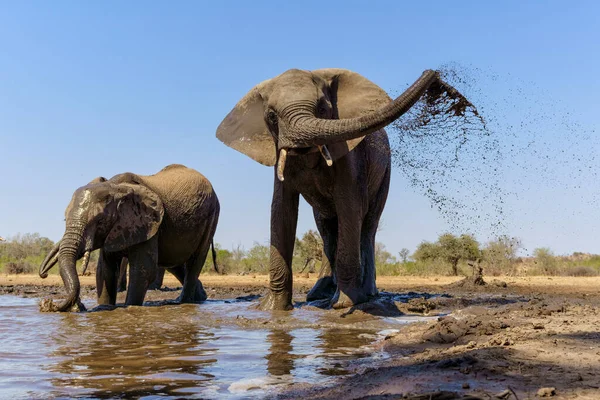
[40,164,220,311]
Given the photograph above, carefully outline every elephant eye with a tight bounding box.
[267,110,278,127]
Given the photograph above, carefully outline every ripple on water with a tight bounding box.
[0,295,430,399]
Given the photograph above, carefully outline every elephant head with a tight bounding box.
[216,68,441,180]
[39,177,164,311]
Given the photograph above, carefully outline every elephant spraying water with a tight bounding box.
[217,68,473,310]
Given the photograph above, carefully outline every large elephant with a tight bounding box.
[217,68,444,310]
[39,164,220,311]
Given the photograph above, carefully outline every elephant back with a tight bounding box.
[140,164,218,219]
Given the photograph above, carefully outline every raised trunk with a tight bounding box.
[283,70,439,147]
[55,224,85,311]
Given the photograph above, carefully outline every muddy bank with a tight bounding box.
[274,279,600,400]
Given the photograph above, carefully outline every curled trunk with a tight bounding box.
[283,70,440,147]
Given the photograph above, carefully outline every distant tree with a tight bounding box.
[295,230,323,273]
[399,248,410,263]
[375,242,397,266]
[482,235,522,274]
[533,247,558,274]
[245,242,270,273]
[413,241,438,263]
[413,233,480,275]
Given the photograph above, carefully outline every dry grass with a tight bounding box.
[3,273,600,295]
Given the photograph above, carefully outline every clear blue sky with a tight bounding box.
[1,1,599,256]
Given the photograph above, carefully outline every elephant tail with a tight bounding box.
[211,239,220,274]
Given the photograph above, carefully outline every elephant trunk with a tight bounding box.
[282,69,440,147]
[55,222,85,312]
[39,240,61,278]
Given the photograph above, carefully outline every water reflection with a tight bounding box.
[316,329,373,376]
[0,296,401,399]
[46,305,218,398]
[266,330,296,376]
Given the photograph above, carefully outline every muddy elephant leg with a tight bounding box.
[125,236,158,306]
[361,167,390,297]
[96,250,122,306]
[307,213,338,301]
[331,205,368,309]
[178,237,211,304]
[259,178,299,311]
[148,268,165,290]
[117,257,128,293]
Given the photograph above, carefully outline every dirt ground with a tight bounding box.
[2,273,599,399]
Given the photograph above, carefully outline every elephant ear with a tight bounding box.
[216,81,277,166]
[104,184,164,253]
[312,68,392,161]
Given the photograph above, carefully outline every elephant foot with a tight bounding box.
[117,286,127,293]
[148,282,162,291]
[306,276,336,301]
[177,281,207,303]
[331,287,369,310]
[258,290,293,311]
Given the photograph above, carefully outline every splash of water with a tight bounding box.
[389,63,599,253]
[390,64,505,240]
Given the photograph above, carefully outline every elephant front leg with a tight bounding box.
[260,178,299,311]
[96,250,121,306]
[125,236,158,306]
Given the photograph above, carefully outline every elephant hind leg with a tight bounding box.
[178,235,212,304]
[361,165,391,298]
[306,214,338,302]
[117,257,128,293]
[148,268,166,290]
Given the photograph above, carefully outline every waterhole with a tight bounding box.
[0,295,435,399]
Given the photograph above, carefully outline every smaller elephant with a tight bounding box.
[40,164,220,311]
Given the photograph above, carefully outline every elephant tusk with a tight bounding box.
[277,148,287,182]
[318,145,333,167]
[80,250,91,276]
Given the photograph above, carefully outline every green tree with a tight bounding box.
[399,248,410,263]
[375,242,399,275]
[533,247,557,274]
[413,233,480,275]
[482,235,522,275]
[295,230,323,273]
[245,242,270,273]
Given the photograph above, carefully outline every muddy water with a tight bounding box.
[0,295,435,399]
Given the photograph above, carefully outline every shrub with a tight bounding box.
[6,261,35,275]
[533,247,559,275]
[564,265,598,277]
